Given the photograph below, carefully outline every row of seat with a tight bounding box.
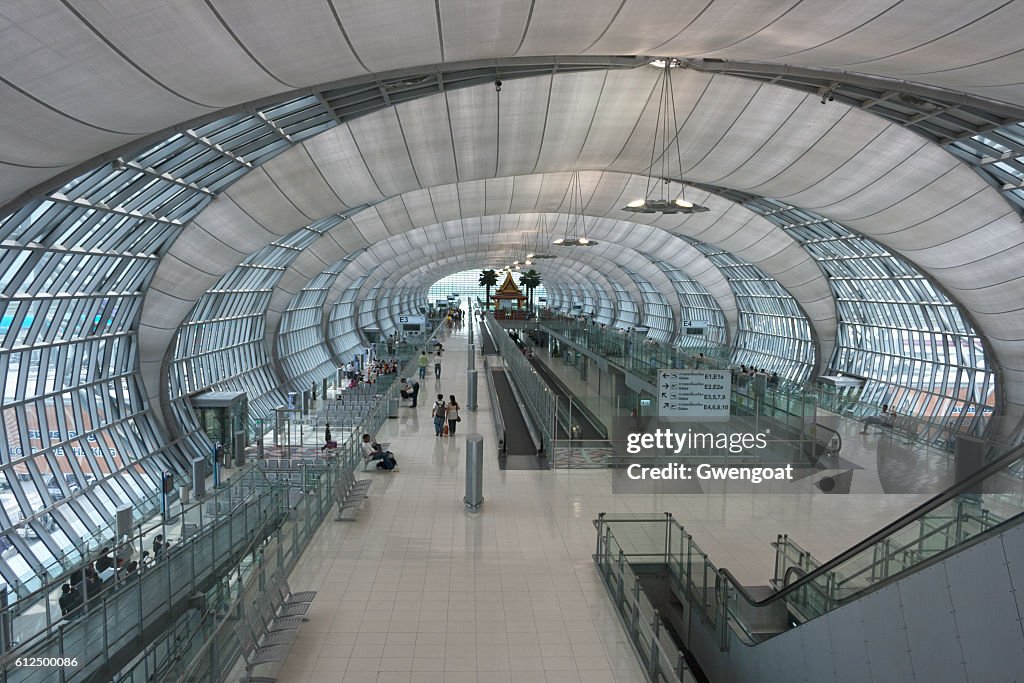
[235,568,318,681]
[334,471,371,520]
[256,458,330,473]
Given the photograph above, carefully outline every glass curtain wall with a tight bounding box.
[692,245,815,381]
[653,263,728,348]
[744,197,995,434]
[0,93,337,594]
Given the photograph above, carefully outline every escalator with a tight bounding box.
[478,322,498,355]
[490,369,543,468]
[595,440,1024,682]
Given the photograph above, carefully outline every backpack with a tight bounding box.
[432,400,445,417]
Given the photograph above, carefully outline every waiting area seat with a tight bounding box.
[235,569,316,682]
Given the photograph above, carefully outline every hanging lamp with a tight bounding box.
[621,58,709,215]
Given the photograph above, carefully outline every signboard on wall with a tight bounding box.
[682,320,708,336]
[400,315,425,333]
[657,369,730,421]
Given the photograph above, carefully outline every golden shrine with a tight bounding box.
[491,271,528,316]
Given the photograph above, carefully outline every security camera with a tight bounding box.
[494,79,502,92]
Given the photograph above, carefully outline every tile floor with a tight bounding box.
[276,321,931,682]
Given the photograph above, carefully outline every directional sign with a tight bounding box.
[657,369,730,421]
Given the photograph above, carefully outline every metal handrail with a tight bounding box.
[0,466,269,654]
[481,358,507,454]
[715,439,1024,614]
[1,479,284,678]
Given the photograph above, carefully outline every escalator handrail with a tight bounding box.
[713,440,1024,611]
[812,422,842,454]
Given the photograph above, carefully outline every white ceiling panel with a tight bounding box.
[70,0,285,107]
[516,0,621,54]
[438,0,532,62]
[207,0,367,84]
[259,151,348,220]
[331,0,442,72]
[301,125,384,207]
[399,188,439,228]
[447,87,499,182]
[533,71,608,173]
[496,75,550,177]
[223,167,315,230]
[396,95,458,189]
[348,109,420,197]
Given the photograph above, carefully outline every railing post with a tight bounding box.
[632,581,641,640]
[664,512,672,564]
[102,597,110,668]
[616,551,626,609]
[718,579,730,652]
[595,512,606,562]
[649,610,661,677]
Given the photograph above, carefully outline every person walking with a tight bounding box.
[417,351,429,379]
[432,394,447,437]
[446,395,461,436]
[434,351,442,378]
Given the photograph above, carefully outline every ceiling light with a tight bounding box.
[622,198,708,214]
[620,57,711,216]
[554,171,599,247]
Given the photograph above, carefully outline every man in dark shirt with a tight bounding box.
[410,380,420,408]
[95,547,114,572]
[59,583,79,618]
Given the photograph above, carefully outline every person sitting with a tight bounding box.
[399,378,412,400]
[860,404,891,434]
[361,434,398,471]
[95,547,114,572]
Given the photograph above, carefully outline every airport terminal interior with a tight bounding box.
[1,1,1024,681]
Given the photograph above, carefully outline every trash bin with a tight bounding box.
[389,397,399,418]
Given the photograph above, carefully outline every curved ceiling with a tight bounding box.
[130,65,1023,425]
[5,0,1024,206]
[1,1,1020,432]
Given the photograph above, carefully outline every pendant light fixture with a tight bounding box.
[622,58,709,215]
[553,171,598,247]
[527,214,557,260]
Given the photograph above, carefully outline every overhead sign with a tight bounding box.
[682,320,708,336]
[658,369,730,421]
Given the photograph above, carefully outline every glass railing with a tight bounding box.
[0,464,272,662]
[485,314,558,449]
[540,317,729,386]
[595,439,1024,651]
[593,516,698,683]
[114,331,447,682]
[151,446,355,682]
[1,468,286,682]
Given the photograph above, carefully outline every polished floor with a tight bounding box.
[276,322,932,682]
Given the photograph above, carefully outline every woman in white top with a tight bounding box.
[446,395,460,436]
